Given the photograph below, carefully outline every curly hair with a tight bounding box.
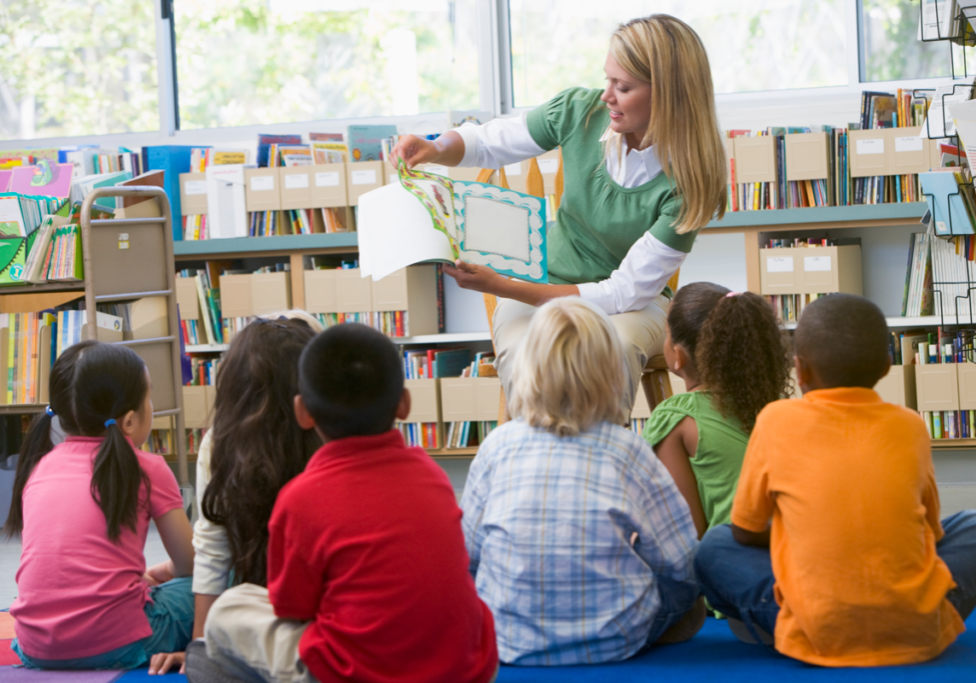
[201,317,321,587]
[669,283,792,431]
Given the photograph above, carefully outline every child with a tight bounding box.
[190,323,498,683]
[462,297,701,666]
[642,283,791,537]
[695,293,976,666]
[149,313,321,675]
[5,342,195,669]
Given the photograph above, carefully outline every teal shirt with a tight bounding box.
[641,391,749,529]
[525,87,697,286]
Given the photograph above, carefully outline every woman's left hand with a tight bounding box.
[442,260,504,295]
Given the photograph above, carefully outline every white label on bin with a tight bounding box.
[184,180,207,195]
[504,162,523,176]
[425,164,449,176]
[856,138,885,155]
[804,255,832,272]
[315,171,340,187]
[767,256,794,272]
[538,158,559,174]
[895,136,924,153]
[250,175,274,192]
[285,174,309,189]
[352,169,377,185]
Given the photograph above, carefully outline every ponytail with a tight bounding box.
[72,344,151,543]
[92,418,149,542]
[3,340,98,538]
[696,292,792,431]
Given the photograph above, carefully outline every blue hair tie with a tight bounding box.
[45,406,55,417]
[104,419,117,428]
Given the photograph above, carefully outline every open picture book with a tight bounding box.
[358,162,547,283]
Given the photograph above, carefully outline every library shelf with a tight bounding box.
[427,448,479,458]
[174,232,358,260]
[782,316,976,330]
[0,282,85,296]
[185,334,492,353]
[704,202,928,231]
[931,438,976,450]
[0,404,47,415]
[186,344,229,353]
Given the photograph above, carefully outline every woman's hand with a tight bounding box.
[390,135,439,169]
[442,261,505,295]
[148,651,185,675]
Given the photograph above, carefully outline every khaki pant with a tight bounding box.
[204,584,316,683]
[492,295,669,422]
[204,584,500,683]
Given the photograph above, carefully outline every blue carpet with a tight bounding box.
[99,613,976,683]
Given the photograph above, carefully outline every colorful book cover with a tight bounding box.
[10,161,74,198]
[257,134,301,168]
[347,125,397,162]
[358,162,548,284]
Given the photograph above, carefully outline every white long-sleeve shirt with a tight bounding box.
[454,115,687,315]
[191,431,231,595]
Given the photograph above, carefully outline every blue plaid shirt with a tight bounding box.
[461,419,698,665]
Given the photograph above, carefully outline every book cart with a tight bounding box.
[0,188,189,488]
[80,187,189,483]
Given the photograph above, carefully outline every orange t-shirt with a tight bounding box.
[732,387,964,667]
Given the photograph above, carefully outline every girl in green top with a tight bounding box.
[644,283,792,538]
[391,15,727,420]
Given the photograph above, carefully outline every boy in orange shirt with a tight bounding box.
[695,294,976,667]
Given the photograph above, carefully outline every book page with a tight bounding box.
[358,183,456,281]
[454,181,547,283]
[399,165,459,255]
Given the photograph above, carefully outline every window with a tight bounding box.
[859,0,971,81]
[508,0,849,109]
[0,0,159,141]
[173,0,481,130]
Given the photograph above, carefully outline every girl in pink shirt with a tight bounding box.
[4,341,195,669]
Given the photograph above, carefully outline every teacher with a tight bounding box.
[391,14,727,418]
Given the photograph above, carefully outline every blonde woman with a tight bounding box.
[460,298,701,665]
[392,15,726,417]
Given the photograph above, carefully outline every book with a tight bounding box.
[257,134,302,168]
[920,171,974,236]
[348,125,398,162]
[358,163,548,284]
[9,161,74,198]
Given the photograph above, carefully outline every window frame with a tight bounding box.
[0,0,970,150]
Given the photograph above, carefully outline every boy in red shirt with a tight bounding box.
[191,324,498,683]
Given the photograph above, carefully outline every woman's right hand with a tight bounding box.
[390,134,440,170]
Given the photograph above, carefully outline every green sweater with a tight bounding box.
[641,391,749,529]
[525,87,697,286]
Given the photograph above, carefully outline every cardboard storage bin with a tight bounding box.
[244,168,281,212]
[335,268,373,313]
[759,245,862,296]
[179,172,208,215]
[219,274,254,319]
[251,272,292,316]
[440,377,502,425]
[346,161,384,206]
[916,363,960,412]
[875,364,917,410]
[400,378,441,425]
[304,269,339,314]
[371,266,439,336]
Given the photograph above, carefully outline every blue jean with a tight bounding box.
[12,576,194,670]
[694,510,976,644]
[642,574,702,648]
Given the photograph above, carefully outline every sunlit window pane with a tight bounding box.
[174,0,480,130]
[859,0,967,81]
[0,0,159,140]
[509,1,848,108]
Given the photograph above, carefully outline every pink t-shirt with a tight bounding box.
[11,436,184,660]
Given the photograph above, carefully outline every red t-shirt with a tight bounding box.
[268,430,497,683]
[12,437,184,659]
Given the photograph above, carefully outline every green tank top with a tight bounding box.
[641,391,749,529]
[525,87,697,286]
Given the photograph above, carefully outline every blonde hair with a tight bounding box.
[606,14,727,233]
[261,309,325,333]
[509,298,624,437]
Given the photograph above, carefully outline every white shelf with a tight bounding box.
[185,333,492,353]
[782,315,976,330]
[392,332,492,344]
[186,344,229,353]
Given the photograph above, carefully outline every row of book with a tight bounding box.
[313,311,409,337]
[188,357,220,387]
[144,428,207,458]
[901,232,976,318]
